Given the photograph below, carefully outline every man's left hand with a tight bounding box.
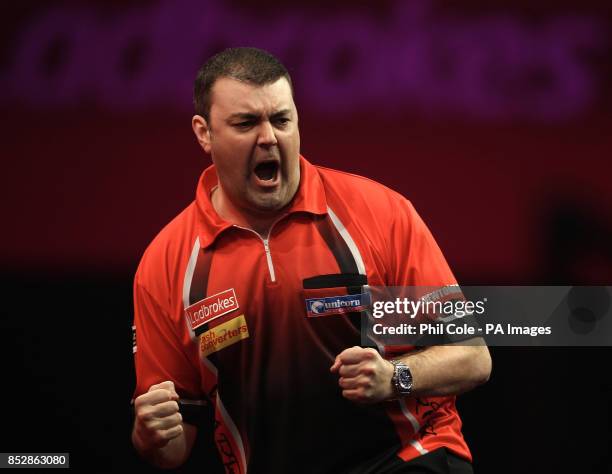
[330,346,394,403]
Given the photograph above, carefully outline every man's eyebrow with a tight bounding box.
[227,112,259,121]
[270,109,292,118]
[226,109,292,122]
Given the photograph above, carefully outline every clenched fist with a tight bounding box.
[133,381,183,450]
[330,346,395,403]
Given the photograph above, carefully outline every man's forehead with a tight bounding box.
[210,77,294,116]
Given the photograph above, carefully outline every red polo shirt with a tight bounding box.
[133,156,472,472]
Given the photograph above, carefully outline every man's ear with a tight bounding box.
[192,115,212,153]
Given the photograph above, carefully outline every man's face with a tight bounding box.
[203,77,300,216]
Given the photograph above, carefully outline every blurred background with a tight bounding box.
[1,0,610,472]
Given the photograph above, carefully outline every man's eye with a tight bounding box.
[234,121,254,128]
[274,117,290,125]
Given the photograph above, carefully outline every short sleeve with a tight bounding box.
[384,197,482,346]
[132,277,202,399]
[389,197,457,287]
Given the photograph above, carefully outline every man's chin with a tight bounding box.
[246,193,290,215]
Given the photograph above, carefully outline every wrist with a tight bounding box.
[382,359,396,400]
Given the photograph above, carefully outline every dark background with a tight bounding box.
[1,0,611,472]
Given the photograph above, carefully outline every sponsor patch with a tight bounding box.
[305,292,371,318]
[200,314,249,356]
[185,288,239,331]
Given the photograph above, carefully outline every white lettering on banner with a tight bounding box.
[185,289,239,330]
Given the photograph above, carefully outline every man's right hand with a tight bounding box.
[133,381,184,451]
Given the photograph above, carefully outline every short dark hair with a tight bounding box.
[193,47,293,122]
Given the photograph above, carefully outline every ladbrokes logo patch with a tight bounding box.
[185,288,239,331]
[305,292,371,318]
[200,314,249,357]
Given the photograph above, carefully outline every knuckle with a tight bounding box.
[162,425,181,440]
[159,400,178,413]
[136,408,153,423]
[152,430,164,444]
[134,394,145,408]
[168,425,183,440]
[170,413,182,425]
[362,365,375,376]
[147,419,161,433]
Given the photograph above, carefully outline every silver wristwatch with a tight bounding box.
[390,360,413,397]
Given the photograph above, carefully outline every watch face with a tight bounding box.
[398,368,412,390]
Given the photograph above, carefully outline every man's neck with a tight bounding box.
[211,186,280,238]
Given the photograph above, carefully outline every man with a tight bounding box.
[131,47,491,473]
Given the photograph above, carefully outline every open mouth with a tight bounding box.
[253,161,279,182]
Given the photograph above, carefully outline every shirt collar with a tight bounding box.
[195,155,328,249]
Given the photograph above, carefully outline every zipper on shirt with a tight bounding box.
[233,217,285,282]
[262,237,276,282]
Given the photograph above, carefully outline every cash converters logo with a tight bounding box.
[200,314,249,357]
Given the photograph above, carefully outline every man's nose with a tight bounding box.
[257,120,278,147]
